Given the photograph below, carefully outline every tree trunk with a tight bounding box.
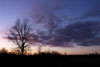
[21,44,24,55]
[21,49,24,55]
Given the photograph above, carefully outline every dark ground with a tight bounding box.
[0,53,100,66]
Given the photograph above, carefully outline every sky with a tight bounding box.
[0,0,100,54]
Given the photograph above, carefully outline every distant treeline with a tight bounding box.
[0,48,100,56]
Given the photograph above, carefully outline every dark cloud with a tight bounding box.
[35,21,100,47]
[29,0,100,47]
[58,21,100,46]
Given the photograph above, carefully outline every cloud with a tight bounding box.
[29,0,68,23]
[35,21,100,47]
[57,21,100,46]
[29,0,100,47]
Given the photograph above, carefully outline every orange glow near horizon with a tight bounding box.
[0,31,100,55]
[0,37,100,55]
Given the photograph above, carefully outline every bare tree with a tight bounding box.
[8,19,33,55]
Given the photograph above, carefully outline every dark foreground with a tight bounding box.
[0,53,100,66]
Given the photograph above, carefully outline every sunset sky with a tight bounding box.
[0,0,100,54]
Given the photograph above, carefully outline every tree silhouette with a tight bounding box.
[0,48,8,54]
[7,19,33,55]
[38,44,42,54]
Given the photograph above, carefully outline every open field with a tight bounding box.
[0,53,100,66]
